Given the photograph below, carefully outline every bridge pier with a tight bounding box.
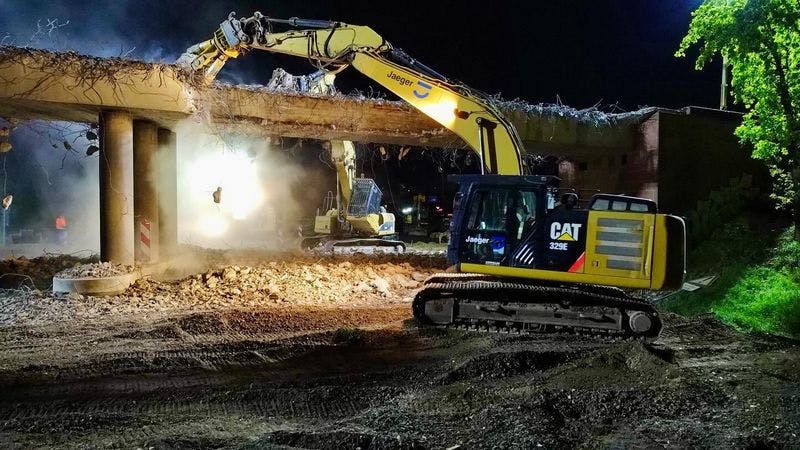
[99,111,134,265]
[157,128,178,258]
[133,121,159,263]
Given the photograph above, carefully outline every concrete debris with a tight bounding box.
[212,186,222,204]
[0,251,447,326]
[393,274,419,288]
[410,271,428,282]
[221,266,237,281]
[371,276,391,295]
[495,97,658,128]
[265,68,308,93]
[54,262,134,279]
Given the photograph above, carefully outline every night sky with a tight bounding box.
[0,0,719,109]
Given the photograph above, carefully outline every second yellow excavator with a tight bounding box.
[268,70,405,251]
[179,10,686,339]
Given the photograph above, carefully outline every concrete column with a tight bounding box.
[99,111,134,264]
[134,121,159,263]
[157,128,178,258]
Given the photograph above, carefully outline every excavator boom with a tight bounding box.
[178,11,524,175]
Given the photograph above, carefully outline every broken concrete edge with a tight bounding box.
[0,45,202,86]
[0,45,660,130]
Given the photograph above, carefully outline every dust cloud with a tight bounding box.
[0,120,99,258]
[0,117,335,259]
[173,119,333,251]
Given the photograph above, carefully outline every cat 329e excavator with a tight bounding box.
[179,10,686,339]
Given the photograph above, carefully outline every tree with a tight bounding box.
[677,0,800,238]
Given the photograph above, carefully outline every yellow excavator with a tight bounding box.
[304,139,404,252]
[261,69,405,251]
[179,10,686,339]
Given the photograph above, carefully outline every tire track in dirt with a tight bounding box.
[0,329,436,428]
[0,305,413,375]
[2,373,383,426]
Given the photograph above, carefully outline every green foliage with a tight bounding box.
[713,267,800,335]
[662,222,800,337]
[677,0,800,215]
[661,218,771,316]
[769,226,800,271]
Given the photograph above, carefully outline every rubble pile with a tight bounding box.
[0,253,447,326]
[173,259,431,306]
[54,262,134,279]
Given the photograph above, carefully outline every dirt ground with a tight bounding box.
[0,250,798,449]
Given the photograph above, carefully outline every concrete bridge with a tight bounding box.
[0,47,657,265]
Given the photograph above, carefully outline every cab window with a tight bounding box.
[462,188,539,264]
[467,189,537,235]
[467,190,508,231]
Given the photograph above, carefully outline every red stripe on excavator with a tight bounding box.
[568,252,585,273]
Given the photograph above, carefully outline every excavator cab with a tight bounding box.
[448,175,686,291]
[456,179,549,266]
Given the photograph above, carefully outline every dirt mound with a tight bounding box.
[0,254,97,289]
[545,342,678,388]
[441,349,577,383]
[174,312,229,335]
[113,323,187,340]
[660,312,740,343]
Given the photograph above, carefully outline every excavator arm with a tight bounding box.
[177,11,525,175]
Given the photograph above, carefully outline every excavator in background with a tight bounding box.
[179,10,686,339]
[180,46,404,252]
[302,138,404,252]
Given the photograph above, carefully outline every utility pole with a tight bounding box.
[720,55,729,110]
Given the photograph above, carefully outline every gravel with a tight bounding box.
[0,251,447,326]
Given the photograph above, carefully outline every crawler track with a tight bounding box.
[413,273,663,340]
